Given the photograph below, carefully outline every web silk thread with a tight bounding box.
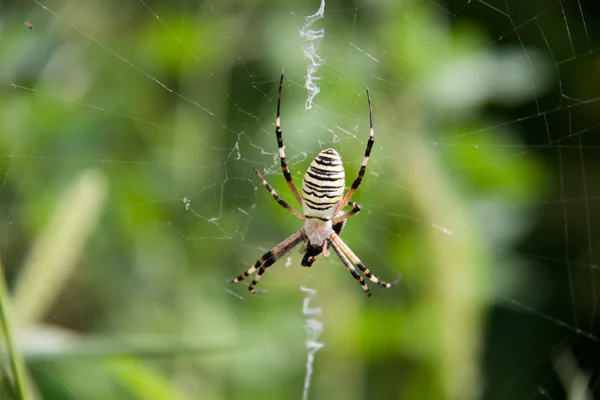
[300,0,326,110]
[301,286,324,400]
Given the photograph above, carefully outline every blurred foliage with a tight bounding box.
[0,0,598,399]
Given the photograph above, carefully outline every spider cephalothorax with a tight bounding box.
[301,211,347,267]
[229,73,399,296]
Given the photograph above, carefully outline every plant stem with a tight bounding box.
[0,257,30,400]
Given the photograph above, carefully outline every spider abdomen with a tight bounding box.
[301,148,345,220]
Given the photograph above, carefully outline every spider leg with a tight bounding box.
[253,166,304,220]
[276,73,303,206]
[329,238,372,297]
[230,229,306,293]
[334,89,374,216]
[299,240,308,254]
[322,240,330,258]
[330,232,399,289]
[333,200,361,225]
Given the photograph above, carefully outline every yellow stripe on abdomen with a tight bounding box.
[301,148,345,219]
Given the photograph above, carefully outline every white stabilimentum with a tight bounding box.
[301,286,324,400]
[300,0,326,109]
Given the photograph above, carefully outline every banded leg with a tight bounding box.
[329,239,372,296]
[230,229,306,293]
[334,89,374,215]
[322,240,330,257]
[276,73,303,206]
[333,200,362,225]
[253,166,304,220]
[330,232,400,289]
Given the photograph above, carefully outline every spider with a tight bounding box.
[230,74,400,296]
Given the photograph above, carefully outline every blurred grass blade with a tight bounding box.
[0,328,233,363]
[0,257,30,400]
[400,100,490,400]
[554,349,592,400]
[107,358,194,400]
[12,169,107,326]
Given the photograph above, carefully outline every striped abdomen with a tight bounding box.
[301,148,345,220]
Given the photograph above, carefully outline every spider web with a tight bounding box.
[0,0,599,399]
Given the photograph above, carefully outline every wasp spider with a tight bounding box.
[230,74,400,296]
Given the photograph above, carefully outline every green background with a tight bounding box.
[1,0,599,399]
